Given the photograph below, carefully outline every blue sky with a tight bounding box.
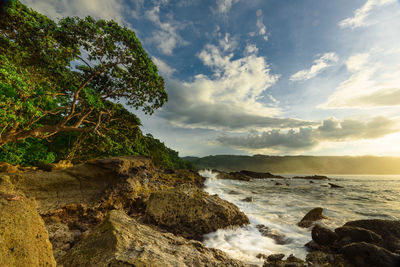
[23,0,400,156]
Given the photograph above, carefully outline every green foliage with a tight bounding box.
[0,138,55,166]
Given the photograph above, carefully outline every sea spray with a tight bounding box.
[199,170,400,265]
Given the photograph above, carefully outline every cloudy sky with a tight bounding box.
[23,0,400,157]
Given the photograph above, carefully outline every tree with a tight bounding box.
[0,1,167,146]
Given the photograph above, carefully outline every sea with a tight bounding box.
[199,170,400,266]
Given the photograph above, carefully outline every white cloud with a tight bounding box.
[320,48,400,108]
[152,57,176,78]
[255,9,269,41]
[214,0,239,15]
[339,0,397,29]
[22,0,131,26]
[290,52,339,82]
[145,5,188,55]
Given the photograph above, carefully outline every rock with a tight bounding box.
[342,242,400,267]
[267,253,285,262]
[304,240,322,251]
[334,225,383,247]
[241,197,253,202]
[256,224,291,245]
[309,181,314,183]
[216,171,251,181]
[257,253,268,259]
[275,182,283,186]
[297,207,327,228]
[343,219,400,252]
[305,251,329,265]
[145,185,249,240]
[238,170,284,179]
[0,175,56,266]
[228,190,240,195]
[328,183,343,188]
[0,162,19,173]
[60,210,249,267]
[46,222,76,260]
[311,224,338,246]
[293,175,329,180]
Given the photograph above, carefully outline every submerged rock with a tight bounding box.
[297,207,327,228]
[0,175,56,266]
[328,183,343,188]
[256,224,291,245]
[241,196,253,202]
[145,185,249,240]
[60,210,249,267]
[293,175,329,180]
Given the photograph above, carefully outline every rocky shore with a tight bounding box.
[0,159,399,266]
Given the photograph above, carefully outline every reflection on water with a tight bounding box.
[200,170,400,265]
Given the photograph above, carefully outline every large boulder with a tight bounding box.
[311,224,338,247]
[0,175,56,266]
[60,210,249,267]
[334,226,383,247]
[343,219,400,252]
[297,207,327,228]
[145,185,250,240]
[342,242,400,267]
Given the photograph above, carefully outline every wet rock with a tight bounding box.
[145,185,250,240]
[216,171,251,181]
[293,175,329,180]
[0,162,19,173]
[309,181,314,184]
[228,190,240,195]
[297,207,327,228]
[275,182,283,186]
[257,253,268,259]
[267,253,285,262]
[334,225,383,247]
[0,175,56,266]
[60,210,249,267]
[343,219,400,252]
[256,224,291,245]
[328,183,343,188]
[342,242,400,267]
[304,240,322,251]
[311,224,338,246]
[241,197,253,202]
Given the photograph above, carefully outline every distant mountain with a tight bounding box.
[184,155,400,174]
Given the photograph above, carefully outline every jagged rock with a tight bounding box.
[311,224,338,246]
[328,183,343,188]
[46,222,77,260]
[241,197,253,202]
[293,175,329,180]
[297,207,327,228]
[0,162,19,173]
[0,175,56,266]
[267,253,285,262]
[256,224,291,245]
[145,185,250,240]
[334,226,383,247]
[216,171,251,181]
[342,242,400,267]
[60,210,249,267]
[343,219,400,252]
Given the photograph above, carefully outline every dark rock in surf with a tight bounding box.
[342,242,400,267]
[275,182,283,186]
[328,183,343,188]
[238,170,284,179]
[334,226,383,247]
[293,175,329,180]
[297,207,327,228]
[311,224,338,246]
[241,197,253,202]
[256,224,291,245]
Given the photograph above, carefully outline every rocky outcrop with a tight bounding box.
[297,207,328,228]
[60,210,249,267]
[305,219,400,267]
[0,175,56,266]
[145,185,250,240]
[214,169,283,181]
[293,175,329,180]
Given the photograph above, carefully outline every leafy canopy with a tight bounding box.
[0,1,167,145]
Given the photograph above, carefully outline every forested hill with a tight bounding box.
[184,155,400,174]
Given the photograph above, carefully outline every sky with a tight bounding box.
[22,0,400,157]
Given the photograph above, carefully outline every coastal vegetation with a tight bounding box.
[0,0,193,169]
